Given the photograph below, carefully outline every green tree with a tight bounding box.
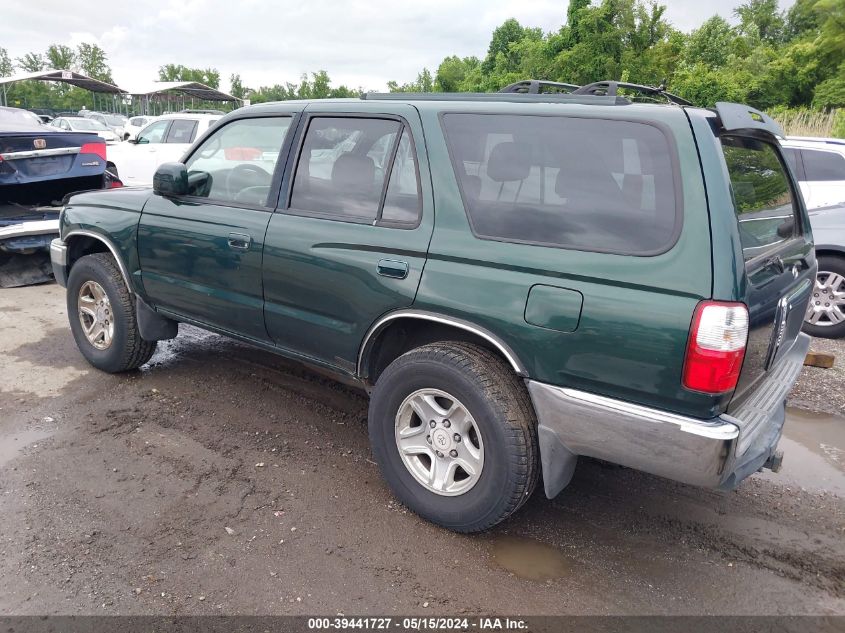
[0,47,12,76]
[158,64,220,88]
[734,0,785,43]
[17,52,44,72]
[388,68,434,92]
[46,44,75,70]
[229,73,248,99]
[76,43,113,82]
[481,18,536,75]
[683,16,735,68]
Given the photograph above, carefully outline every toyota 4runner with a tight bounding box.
[50,84,816,532]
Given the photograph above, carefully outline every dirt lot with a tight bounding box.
[1,284,843,616]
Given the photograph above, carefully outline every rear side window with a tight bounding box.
[289,117,421,225]
[165,119,198,144]
[721,136,798,261]
[441,114,679,255]
[801,149,845,182]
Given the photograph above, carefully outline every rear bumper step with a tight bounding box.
[529,333,810,498]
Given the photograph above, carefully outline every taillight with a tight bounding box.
[683,301,749,394]
[80,142,106,160]
[109,179,124,188]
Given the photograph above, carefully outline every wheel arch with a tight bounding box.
[357,310,528,385]
[65,230,134,295]
[814,247,845,260]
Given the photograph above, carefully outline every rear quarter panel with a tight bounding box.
[415,103,720,418]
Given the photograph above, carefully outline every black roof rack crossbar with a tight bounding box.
[573,81,692,106]
[498,80,581,94]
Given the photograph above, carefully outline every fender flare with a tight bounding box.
[64,229,135,295]
[357,309,528,379]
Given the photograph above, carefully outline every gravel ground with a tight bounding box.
[0,284,843,616]
[789,336,845,415]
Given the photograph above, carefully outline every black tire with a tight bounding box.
[67,253,157,372]
[368,342,539,532]
[106,162,119,178]
[803,254,845,339]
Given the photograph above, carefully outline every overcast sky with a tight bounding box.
[1,0,796,94]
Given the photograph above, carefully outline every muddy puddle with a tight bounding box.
[757,407,845,495]
[0,425,54,468]
[488,535,572,581]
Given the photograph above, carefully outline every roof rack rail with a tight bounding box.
[572,81,692,106]
[498,80,580,94]
[360,92,627,106]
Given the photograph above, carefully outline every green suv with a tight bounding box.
[50,88,815,532]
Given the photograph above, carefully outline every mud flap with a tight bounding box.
[0,252,54,288]
[136,296,179,341]
[537,423,579,499]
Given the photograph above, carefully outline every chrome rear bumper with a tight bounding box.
[529,333,810,498]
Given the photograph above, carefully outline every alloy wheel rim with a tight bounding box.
[805,271,845,327]
[394,388,484,497]
[77,280,114,350]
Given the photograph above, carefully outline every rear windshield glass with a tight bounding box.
[721,136,798,261]
[441,113,679,255]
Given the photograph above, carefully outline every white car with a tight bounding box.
[106,113,220,186]
[780,137,845,209]
[79,111,128,140]
[123,115,158,141]
[50,116,120,144]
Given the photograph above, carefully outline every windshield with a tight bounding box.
[103,114,126,126]
[70,118,109,131]
[0,107,43,128]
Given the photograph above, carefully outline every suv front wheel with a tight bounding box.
[368,342,539,532]
[67,253,157,372]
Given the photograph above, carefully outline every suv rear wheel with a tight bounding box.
[67,253,157,372]
[368,342,539,532]
[803,254,845,339]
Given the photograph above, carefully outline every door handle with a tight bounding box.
[227,232,251,251]
[377,259,409,279]
[763,255,785,274]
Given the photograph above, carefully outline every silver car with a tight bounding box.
[804,203,845,338]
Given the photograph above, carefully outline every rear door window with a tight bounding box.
[165,119,199,144]
[721,136,799,261]
[441,113,680,255]
[801,148,845,182]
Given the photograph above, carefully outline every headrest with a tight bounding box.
[486,142,531,182]
[332,154,375,192]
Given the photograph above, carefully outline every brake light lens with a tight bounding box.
[683,301,749,394]
[80,141,106,160]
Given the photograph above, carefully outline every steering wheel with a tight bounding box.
[225,164,269,200]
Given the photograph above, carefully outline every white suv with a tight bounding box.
[780,137,845,209]
[107,113,220,186]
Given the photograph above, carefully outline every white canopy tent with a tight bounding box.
[121,81,240,115]
[0,69,126,108]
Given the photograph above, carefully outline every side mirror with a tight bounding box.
[153,162,188,196]
[776,217,795,239]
